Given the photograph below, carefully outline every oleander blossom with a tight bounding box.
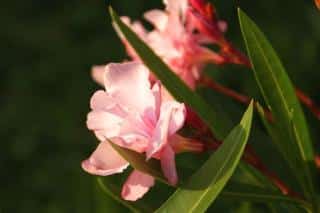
[112,0,227,89]
[82,62,187,201]
[91,0,249,89]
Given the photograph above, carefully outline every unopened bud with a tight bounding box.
[170,135,204,153]
[316,155,320,169]
[316,0,320,10]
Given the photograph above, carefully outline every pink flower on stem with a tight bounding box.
[92,0,249,89]
[114,0,225,89]
[82,62,189,201]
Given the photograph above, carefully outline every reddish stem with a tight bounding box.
[242,146,301,198]
[220,41,252,68]
[205,40,320,167]
[200,76,273,122]
[204,139,301,198]
[316,155,320,169]
[295,88,320,120]
[190,0,320,120]
[222,42,320,121]
[200,77,320,171]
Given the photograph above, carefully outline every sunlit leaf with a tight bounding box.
[155,103,253,213]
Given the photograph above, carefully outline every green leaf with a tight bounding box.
[220,182,312,213]
[107,140,167,184]
[155,102,254,213]
[109,7,230,139]
[94,178,129,213]
[238,8,316,205]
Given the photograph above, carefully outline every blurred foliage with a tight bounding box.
[1,0,319,212]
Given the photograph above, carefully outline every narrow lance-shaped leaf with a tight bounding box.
[238,9,316,205]
[156,102,254,213]
[109,6,230,139]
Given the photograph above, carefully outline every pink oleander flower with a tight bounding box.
[114,0,225,89]
[82,62,187,201]
[91,0,249,89]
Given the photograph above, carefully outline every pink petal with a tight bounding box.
[119,112,153,141]
[164,0,188,15]
[91,65,105,86]
[81,142,129,176]
[90,90,116,111]
[90,90,128,118]
[144,10,168,31]
[86,111,123,139]
[116,137,149,153]
[121,170,155,201]
[166,102,186,135]
[120,17,147,40]
[104,62,156,116]
[160,87,174,102]
[160,145,178,185]
[147,101,186,158]
[116,17,147,60]
[180,69,197,89]
[147,31,181,60]
[90,90,127,119]
[151,82,162,120]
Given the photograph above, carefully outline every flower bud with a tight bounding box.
[170,134,204,153]
[316,0,320,10]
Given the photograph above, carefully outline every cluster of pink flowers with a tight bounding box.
[82,0,245,201]
[91,0,244,90]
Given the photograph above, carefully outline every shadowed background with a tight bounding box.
[1,0,319,212]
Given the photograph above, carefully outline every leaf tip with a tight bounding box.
[248,99,254,115]
[237,8,247,35]
[240,99,254,128]
[255,102,264,115]
[108,6,117,21]
[237,7,242,14]
[237,7,244,19]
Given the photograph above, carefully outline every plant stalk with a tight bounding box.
[203,139,302,199]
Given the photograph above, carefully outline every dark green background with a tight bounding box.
[1,0,319,212]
